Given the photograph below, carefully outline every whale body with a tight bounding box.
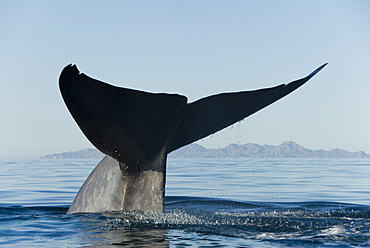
[59,63,327,214]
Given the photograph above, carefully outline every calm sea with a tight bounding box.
[0,158,369,247]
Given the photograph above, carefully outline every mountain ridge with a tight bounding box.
[41,141,370,159]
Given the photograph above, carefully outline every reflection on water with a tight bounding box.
[110,229,168,247]
[78,222,169,247]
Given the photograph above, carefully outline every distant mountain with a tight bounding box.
[169,141,370,158]
[41,148,104,159]
[41,141,370,159]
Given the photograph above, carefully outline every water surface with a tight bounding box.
[0,158,369,247]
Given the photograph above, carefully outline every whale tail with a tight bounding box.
[60,63,327,214]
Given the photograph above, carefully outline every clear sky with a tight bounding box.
[1,1,369,159]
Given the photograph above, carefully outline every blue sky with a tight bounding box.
[1,1,369,159]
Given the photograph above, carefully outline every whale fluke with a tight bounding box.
[169,64,327,152]
[60,63,327,214]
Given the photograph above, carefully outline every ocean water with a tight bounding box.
[0,158,369,247]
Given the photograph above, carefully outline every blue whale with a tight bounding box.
[59,63,327,214]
